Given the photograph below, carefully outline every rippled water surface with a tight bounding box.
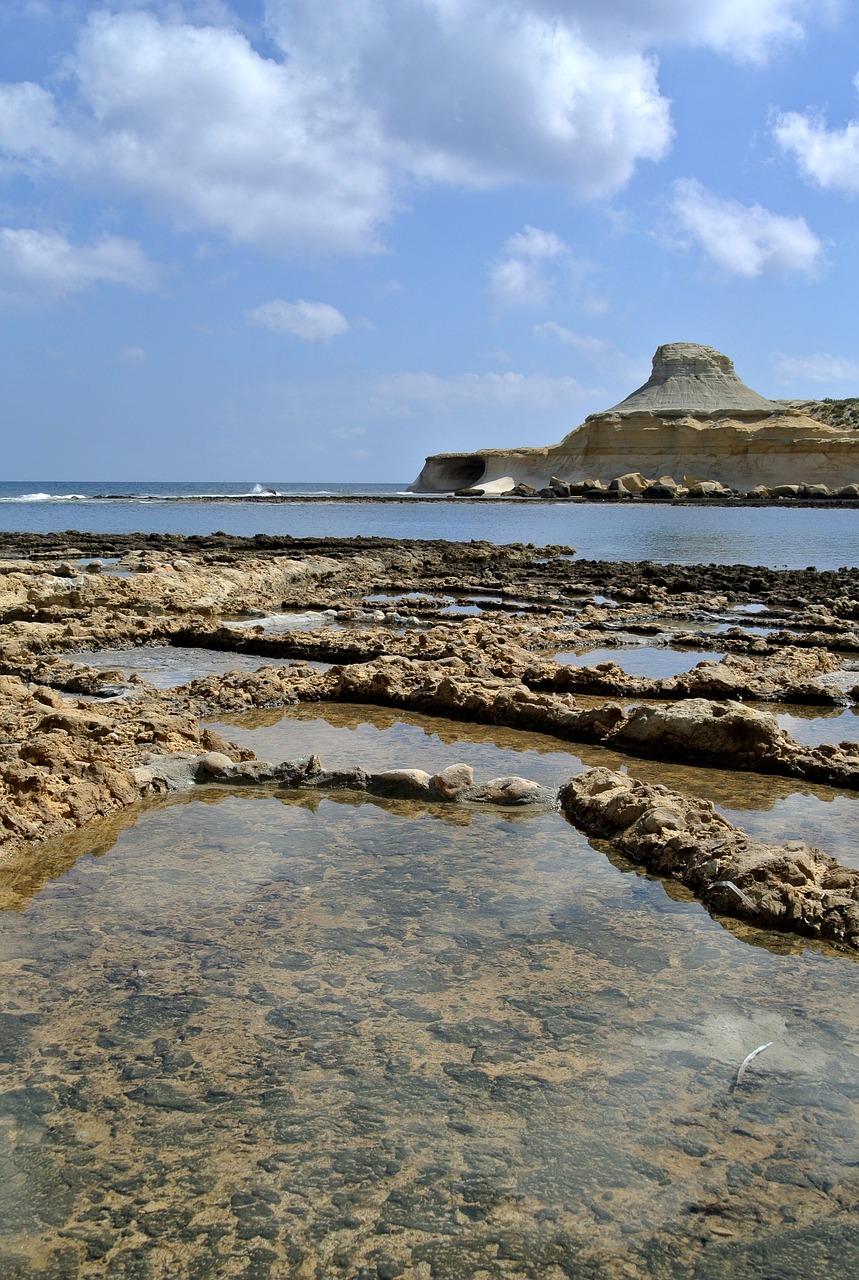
[66,646,304,689]
[2,783,859,1280]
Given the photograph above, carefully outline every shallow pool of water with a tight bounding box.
[555,647,726,680]
[67,645,322,689]
[771,704,859,748]
[210,703,859,869]
[1,787,858,1280]
[224,610,340,634]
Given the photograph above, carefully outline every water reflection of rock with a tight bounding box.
[211,700,857,816]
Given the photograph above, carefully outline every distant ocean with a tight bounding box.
[0,480,857,570]
[0,481,405,502]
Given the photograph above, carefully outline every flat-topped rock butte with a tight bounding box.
[410,342,859,493]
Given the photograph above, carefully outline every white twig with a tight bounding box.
[735,1042,773,1087]
[712,880,758,913]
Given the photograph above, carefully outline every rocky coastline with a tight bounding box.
[1,532,858,952]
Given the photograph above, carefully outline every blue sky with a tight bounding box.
[1,0,858,481]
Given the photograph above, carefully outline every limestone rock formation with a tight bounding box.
[605,342,778,417]
[410,342,859,493]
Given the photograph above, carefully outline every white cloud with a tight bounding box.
[0,3,834,260]
[0,227,160,302]
[0,11,393,255]
[0,5,675,257]
[524,1,829,64]
[270,1,673,196]
[774,77,859,194]
[489,226,569,310]
[246,299,351,342]
[375,370,584,414]
[670,179,823,277]
[773,351,859,384]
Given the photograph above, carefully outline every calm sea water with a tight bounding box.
[0,481,857,567]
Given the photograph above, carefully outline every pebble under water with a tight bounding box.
[1,771,859,1279]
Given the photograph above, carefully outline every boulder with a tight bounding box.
[612,471,650,494]
[431,763,474,798]
[770,484,802,498]
[371,768,433,797]
[800,484,831,499]
[642,482,686,501]
[686,480,734,498]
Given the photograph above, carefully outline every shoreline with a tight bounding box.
[3,491,859,507]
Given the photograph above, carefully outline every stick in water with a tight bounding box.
[735,1042,773,1087]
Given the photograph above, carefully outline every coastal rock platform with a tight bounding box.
[0,531,858,950]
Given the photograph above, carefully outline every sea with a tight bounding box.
[0,480,857,568]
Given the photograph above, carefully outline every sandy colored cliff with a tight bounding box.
[411,343,859,493]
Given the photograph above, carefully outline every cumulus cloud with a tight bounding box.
[0,4,677,256]
[536,0,819,64]
[0,227,160,302]
[271,1,673,195]
[246,299,351,342]
[0,3,831,258]
[670,179,823,277]
[0,11,392,255]
[774,78,859,194]
[772,351,859,383]
[489,226,568,310]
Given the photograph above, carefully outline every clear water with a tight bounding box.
[0,483,857,568]
[210,704,859,870]
[555,647,726,680]
[64,646,313,691]
[772,704,859,748]
[2,784,859,1280]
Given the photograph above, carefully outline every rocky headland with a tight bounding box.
[410,343,859,496]
[0,531,858,949]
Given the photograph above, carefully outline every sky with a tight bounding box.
[2,1,859,481]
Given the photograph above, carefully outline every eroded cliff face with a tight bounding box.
[410,344,859,493]
[411,410,859,493]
